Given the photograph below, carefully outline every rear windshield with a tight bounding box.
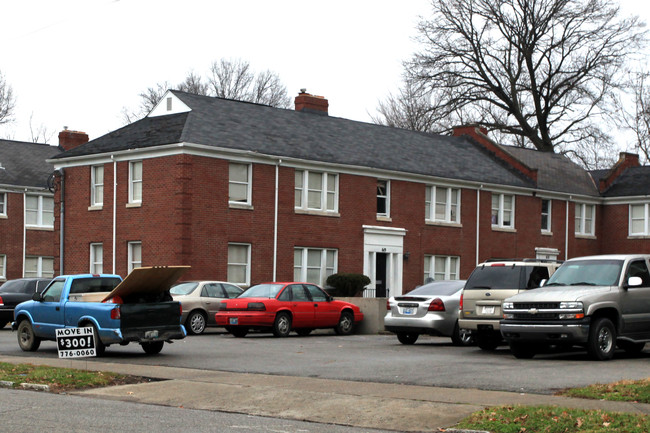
[0,280,26,293]
[239,283,284,299]
[69,277,122,294]
[170,282,198,295]
[465,265,549,290]
[408,281,465,296]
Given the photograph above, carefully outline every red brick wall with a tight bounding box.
[600,203,650,254]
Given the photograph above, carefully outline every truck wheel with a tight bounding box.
[509,341,536,359]
[17,320,41,352]
[273,312,292,337]
[477,333,501,351]
[451,321,474,346]
[88,324,106,356]
[226,327,248,338]
[617,340,645,355]
[587,318,616,361]
[335,311,354,335]
[396,332,419,345]
[186,311,207,335]
[141,341,164,355]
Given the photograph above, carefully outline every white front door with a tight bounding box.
[362,226,406,298]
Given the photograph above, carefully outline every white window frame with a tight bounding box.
[294,169,338,212]
[227,243,251,286]
[24,256,54,278]
[377,179,390,218]
[91,165,104,207]
[228,162,252,205]
[25,195,54,228]
[128,241,142,273]
[575,203,595,236]
[425,186,460,223]
[0,192,6,217]
[0,254,6,280]
[90,243,103,274]
[423,255,460,282]
[541,199,551,233]
[293,247,338,287]
[629,203,650,236]
[491,193,515,229]
[128,161,143,204]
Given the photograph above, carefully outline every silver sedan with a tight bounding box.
[384,280,474,345]
[171,281,243,335]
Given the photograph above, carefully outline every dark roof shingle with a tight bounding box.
[0,140,61,189]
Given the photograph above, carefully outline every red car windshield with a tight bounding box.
[239,283,285,299]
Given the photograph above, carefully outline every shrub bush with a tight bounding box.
[325,273,370,297]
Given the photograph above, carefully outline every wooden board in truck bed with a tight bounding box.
[102,266,190,302]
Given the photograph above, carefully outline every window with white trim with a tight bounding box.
[24,256,54,278]
[91,165,104,207]
[25,195,54,228]
[423,255,460,282]
[90,243,103,274]
[128,241,142,273]
[491,193,514,228]
[541,199,551,232]
[630,204,650,236]
[425,186,460,223]
[228,243,250,286]
[229,163,251,205]
[129,161,143,204]
[294,170,338,212]
[294,247,337,286]
[0,255,6,280]
[0,192,6,216]
[575,203,595,236]
[377,179,390,217]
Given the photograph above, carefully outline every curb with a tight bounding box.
[0,380,50,392]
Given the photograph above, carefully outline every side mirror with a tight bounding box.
[626,276,643,288]
[32,292,43,301]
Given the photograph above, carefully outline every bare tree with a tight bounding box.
[0,69,16,126]
[384,0,645,158]
[28,112,54,144]
[621,72,650,163]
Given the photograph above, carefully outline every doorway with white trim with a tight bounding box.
[362,226,406,298]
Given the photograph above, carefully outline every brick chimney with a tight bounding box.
[58,128,89,151]
[598,152,640,192]
[294,89,328,115]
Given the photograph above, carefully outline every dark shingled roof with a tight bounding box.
[0,139,61,189]
[600,166,650,197]
[54,91,535,189]
[499,145,599,196]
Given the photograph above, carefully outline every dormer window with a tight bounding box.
[166,97,172,111]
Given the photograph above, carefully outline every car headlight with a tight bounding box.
[559,301,583,309]
[558,301,584,319]
[502,302,514,310]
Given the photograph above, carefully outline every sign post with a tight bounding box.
[55,327,96,358]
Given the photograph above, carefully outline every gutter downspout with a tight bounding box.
[476,185,482,266]
[22,191,27,277]
[273,159,281,281]
[58,170,65,275]
[565,198,570,260]
[112,156,117,274]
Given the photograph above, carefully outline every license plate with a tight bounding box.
[403,308,415,315]
[145,330,159,339]
[229,318,238,325]
[482,306,495,315]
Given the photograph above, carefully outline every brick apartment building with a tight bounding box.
[3,90,650,296]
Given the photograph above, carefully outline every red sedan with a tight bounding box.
[215,282,364,337]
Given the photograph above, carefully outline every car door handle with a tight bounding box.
[56,307,60,311]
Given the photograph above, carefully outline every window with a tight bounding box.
[294,170,338,212]
[630,204,650,236]
[128,241,142,273]
[377,180,390,217]
[541,199,551,232]
[229,163,251,205]
[293,248,337,286]
[25,195,54,228]
[228,243,250,286]
[0,255,5,280]
[24,256,54,278]
[129,161,143,204]
[90,243,103,274]
[0,192,6,216]
[425,186,460,223]
[575,203,595,236]
[491,193,514,228]
[423,255,460,282]
[91,165,104,207]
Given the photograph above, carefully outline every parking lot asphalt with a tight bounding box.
[1,354,648,432]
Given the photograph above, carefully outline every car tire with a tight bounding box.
[296,328,313,336]
[226,326,249,338]
[477,333,501,351]
[587,317,616,361]
[618,340,646,355]
[17,320,41,352]
[84,323,106,356]
[186,311,207,335]
[451,321,474,346]
[141,341,164,355]
[509,341,536,359]
[273,312,292,337]
[397,332,419,345]
[334,311,354,335]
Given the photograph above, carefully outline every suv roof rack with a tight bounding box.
[483,258,563,264]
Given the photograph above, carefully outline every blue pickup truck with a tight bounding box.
[12,266,189,355]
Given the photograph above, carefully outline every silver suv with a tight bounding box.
[501,254,650,360]
[458,259,562,350]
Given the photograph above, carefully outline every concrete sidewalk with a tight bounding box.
[2,355,649,432]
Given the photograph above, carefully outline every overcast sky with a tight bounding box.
[1,0,648,145]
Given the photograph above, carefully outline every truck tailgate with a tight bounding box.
[119,301,183,337]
